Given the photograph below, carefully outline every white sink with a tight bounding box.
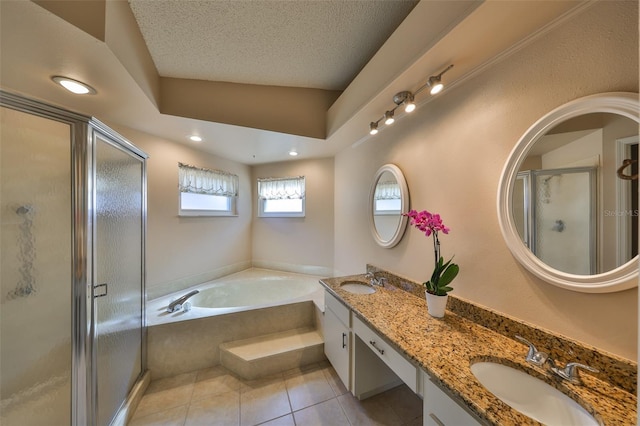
[470,362,599,426]
[340,280,376,294]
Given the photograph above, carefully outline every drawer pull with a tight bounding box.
[369,340,384,355]
[342,332,347,348]
[429,413,445,426]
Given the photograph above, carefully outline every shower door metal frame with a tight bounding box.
[530,166,597,274]
[0,90,148,426]
[88,119,148,426]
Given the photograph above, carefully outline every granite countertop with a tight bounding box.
[320,274,637,426]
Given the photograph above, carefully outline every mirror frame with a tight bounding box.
[369,164,410,248]
[497,92,639,293]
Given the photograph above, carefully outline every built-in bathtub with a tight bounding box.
[146,268,326,379]
[147,268,324,326]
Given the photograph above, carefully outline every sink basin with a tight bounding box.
[470,362,598,426]
[340,280,376,294]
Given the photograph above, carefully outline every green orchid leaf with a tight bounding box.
[438,264,459,287]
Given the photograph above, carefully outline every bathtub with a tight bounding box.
[147,268,325,326]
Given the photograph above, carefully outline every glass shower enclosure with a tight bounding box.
[514,166,597,275]
[0,91,148,425]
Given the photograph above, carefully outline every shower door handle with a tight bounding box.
[93,283,108,298]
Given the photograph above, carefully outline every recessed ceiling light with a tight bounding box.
[51,76,96,95]
[189,135,202,142]
[289,150,298,156]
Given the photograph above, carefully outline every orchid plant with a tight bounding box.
[403,209,459,296]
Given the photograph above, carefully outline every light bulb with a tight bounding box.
[384,111,395,125]
[52,76,96,95]
[428,76,444,95]
[404,102,416,113]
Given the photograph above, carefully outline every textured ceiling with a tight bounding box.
[128,0,418,90]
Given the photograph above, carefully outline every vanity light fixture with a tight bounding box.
[368,64,453,136]
[427,64,454,95]
[384,110,395,125]
[427,75,443,95]
[189,135,203,142]
[51,76,96,95]
[393,91,416,113]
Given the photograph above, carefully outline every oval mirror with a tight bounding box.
[369,164,410,248]
[498,92,639,292]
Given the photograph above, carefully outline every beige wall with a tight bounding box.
[251,158,334,276]
[112,125,253,299]
[333,1,638,361]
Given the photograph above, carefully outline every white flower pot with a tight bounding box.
[425,292,448,318]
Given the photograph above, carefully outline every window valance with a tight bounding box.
[374,180,401,200]
[178,162,239,197]
[257,176,305,200]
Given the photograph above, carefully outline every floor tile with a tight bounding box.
[256,414,295,426]
[292,398,351,426]
[146,372,197,394]
[129,364,426,426]
[338,392,403,425]
[384,385,423,423]
[321,363,349,396]
[133,382,195,419]
[128,404,188,426]
[284,367,335,411]
[192,366,242,401]
[240,375,291,426]
[185,390,239,426]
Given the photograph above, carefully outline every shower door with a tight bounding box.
[0,105,73,426]
[1,91,147,426]
[531,167,597,275]
[93,131,145,426]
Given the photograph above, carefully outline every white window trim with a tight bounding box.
[257,176,306,218]
[178,162,239,217]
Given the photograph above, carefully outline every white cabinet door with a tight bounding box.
[324,305,350,389]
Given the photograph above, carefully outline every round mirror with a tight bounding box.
[498,92,639,292]
[369,164,410,248]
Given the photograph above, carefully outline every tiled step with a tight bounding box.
[219,327,325,380]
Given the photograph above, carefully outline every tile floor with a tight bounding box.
[129,361,423,426]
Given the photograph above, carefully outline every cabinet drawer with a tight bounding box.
[325,290,350,326]
[424,373,482,426]
[353,315,417,392]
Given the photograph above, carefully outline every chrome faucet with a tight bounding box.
[515,335,598,384]
[365,271,387,287]
[548,360,599,384]
[167,289,199,313]
[515,335,548,367]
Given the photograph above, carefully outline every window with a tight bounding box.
[178,162,238,216]
[257,176,305,217]
[373,180,401,215]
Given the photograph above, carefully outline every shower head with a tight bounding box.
[16,205,32,215]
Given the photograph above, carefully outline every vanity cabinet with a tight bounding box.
[324,289,421,400]
[423,371,482,426]
[353,316,418,393]
[323,291,351,389]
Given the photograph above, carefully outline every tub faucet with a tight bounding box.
[167,290,199,313]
